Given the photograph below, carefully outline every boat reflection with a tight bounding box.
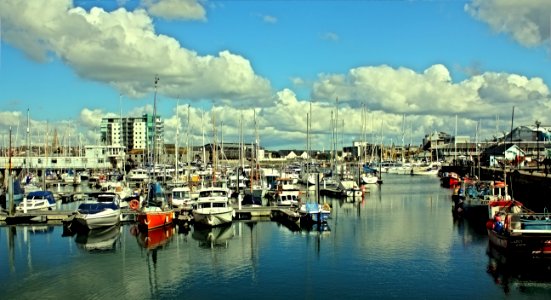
[486,243,551,294]
[192,224,234,249]
[132,224,175,250]
[273,218,331,234]
[74,225,121,252]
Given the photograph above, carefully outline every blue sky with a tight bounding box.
[1,0,551,150]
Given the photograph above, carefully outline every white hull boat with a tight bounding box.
[193,187,234,227]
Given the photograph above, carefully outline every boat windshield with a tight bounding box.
[173,191,190,198]
[199,190,227,197]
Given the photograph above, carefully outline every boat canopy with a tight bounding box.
[146,182,167,207]
[78,202,119,214]
[27,191,56,205]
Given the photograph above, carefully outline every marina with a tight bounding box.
[2,174,551,299]
[3,1,551,299]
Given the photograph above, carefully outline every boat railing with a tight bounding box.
[504,212,551,233]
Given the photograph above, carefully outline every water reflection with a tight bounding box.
[132,224,175,250]
[486,244,551,294]
[452,215,489,247]
[192,224,234,248]
[74,225,120,253]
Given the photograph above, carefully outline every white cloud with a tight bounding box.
[311,64,551,142]
[312,64,549,115]
[466,0,551,47]
[0,0,272,104]
[263,15,277,24]
[79,108,118,128]
[142,0,206,21]
[321,32,339,42]
[0,111,22,127]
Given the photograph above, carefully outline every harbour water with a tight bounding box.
[2,174,551,299]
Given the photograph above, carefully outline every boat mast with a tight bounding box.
[334,97,339,177]
[454,114,457,163]
[119,94,126,180]
[26,108,30,176]
[151,75,159,182]
[175,99,180,183]
[187,104,191,185]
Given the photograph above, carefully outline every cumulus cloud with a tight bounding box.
[0,111,22,127]
[142,0,206,21]
[466,0,551,47]
[311,64,551,142]
[0,0,272,104]
[79,108,119,128]
[312,64,549,115]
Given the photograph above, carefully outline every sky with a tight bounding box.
[1,0,551,152]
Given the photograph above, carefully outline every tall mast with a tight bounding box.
[187,104,191,184]
[119,94,125,176]
[152,75,159,169]
[254,109,259,181]
[201,110,206,166]
[454,114,457,162]
[26,108,30,175]
[175,99,180,183]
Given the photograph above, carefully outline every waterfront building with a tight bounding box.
[100,114,163,153]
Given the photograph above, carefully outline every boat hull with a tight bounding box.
[193,209,234,227]
[137,210,174,230]
[74,209,121,230]
[487,229,551,256]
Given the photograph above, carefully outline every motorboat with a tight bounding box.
[193,187,234,227]
[170,186,194,208]
[72,192,121,230]
[16,190,57,212]
[272,177,300,206]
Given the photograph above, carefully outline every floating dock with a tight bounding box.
[0,206,295,225]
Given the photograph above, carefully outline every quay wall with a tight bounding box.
[442,165,551,211]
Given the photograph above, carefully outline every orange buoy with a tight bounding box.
[129,199,140,210]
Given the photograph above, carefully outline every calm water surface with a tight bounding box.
[2,174,551,299]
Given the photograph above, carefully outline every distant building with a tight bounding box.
[481,143,525,167]
[100,114,163,152]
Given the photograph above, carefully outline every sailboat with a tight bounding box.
[243,110,267,205]
[298,105,331,224]
[192,110,234,227]
[136,76,174,231]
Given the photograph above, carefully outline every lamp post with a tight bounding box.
[536,120,541,171]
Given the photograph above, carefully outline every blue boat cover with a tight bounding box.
[78,202,119,214]
[27,191,56,205]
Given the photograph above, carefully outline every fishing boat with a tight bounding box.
[486,201,551,256]
[16,190,57,212]
[455,180,511,220]
[440,172,461,188]
[136,182,174,231]
[72,192,121,230]
[192,187,234,227]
